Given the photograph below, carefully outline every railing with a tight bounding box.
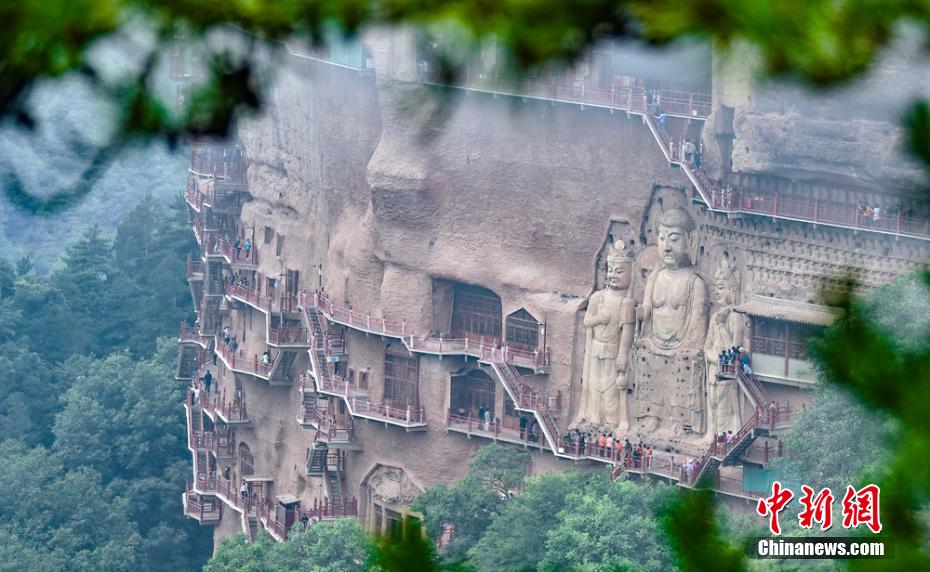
[185,180,204,212]
[303,496,359,520]
[203,430,236,457]
[186,254,205,277]
[717,475,764,499]
[315,419,355,444]
[227,282,294,313]
[319,374,426,425]
[179,321,209,348]
[706,186,930,240]
[213,389,249,424]
[299,401,327,426]
[269,324,309,346]
[304,337,428,427]
[302,291,550,370]
[184,485,221,521]
[215,334,273,378]
[447,412,548,449]
[423,67,711,119]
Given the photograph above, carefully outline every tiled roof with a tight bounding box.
[735,294,842,327]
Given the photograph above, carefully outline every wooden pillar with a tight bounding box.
[784,322,790,378]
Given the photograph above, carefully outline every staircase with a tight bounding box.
[306,444,328,476]
[304,307,333,381]
[324,470,343,508]
[269,350,297,385]
[177,345,202,380]
[491,362,561,453]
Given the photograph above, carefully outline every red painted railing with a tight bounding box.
[215,334,273,378]
[304,496,359,520]
[706,185,930,240]
[179,321,209,347]
[301,291,550,370]
[269,324,309,346]
[447,411,548,449]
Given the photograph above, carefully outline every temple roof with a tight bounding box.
[735,294,842,327]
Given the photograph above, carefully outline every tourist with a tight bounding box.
[223,465,231,481]
[244,239,253,259]
[693,144,702,169]
[873,204,882,223]
[725,430,734,448]
[235,238,242,259]
[483,408,492,431]
[240,481,249,500]
[229,337,238,354]
[213,350,218,366]
[605,434,614,451]
[685,458,694,482]
[658,113,668,139]
[864,203,873,221]
[477,407,485,426]
[222,325,230,343]
[519,416,528,439]
[261,350,271,365]
[203,370,213,393]
[645,447,652,469]
[598,433,607,451]
[769,401,778,423]
[683,139,696,164]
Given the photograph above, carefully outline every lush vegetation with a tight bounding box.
[0,195,211,570]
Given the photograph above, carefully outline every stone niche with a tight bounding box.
[574,186,740,457]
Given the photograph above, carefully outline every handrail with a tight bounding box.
[299,291,550,370]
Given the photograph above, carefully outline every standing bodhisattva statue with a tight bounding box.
[638,207,708,355]
[633,207,709,436]
[704,257,744,435]
[574,241,636,430]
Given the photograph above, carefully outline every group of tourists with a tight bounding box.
[717,345,751,376]
[560,430,654,468]
[229,271,250,288]
[234,237,253,260]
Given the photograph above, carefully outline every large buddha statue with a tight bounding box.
[638,207,709,355]
[573,241,636,430]
[632,207,709,439]
[703,257,744,435]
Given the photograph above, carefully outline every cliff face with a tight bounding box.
[224,41,693,537]
[709,41,930,191]
[201,35,930,546]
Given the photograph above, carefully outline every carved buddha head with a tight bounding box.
[605,241,633,290]
[657,207,697,270]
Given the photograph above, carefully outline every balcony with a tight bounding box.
[302,291,550,373]
[226,283,294,315]
[303,361,428,431]
[206,234,259,268]
[214,334,272,380]
[447,411,549,451]
[202,388,249,427]
[268,323,310,348]
[186,254,204,281]
[179,321,210,349]
[303,496,359,521]
[183,486,222,524]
